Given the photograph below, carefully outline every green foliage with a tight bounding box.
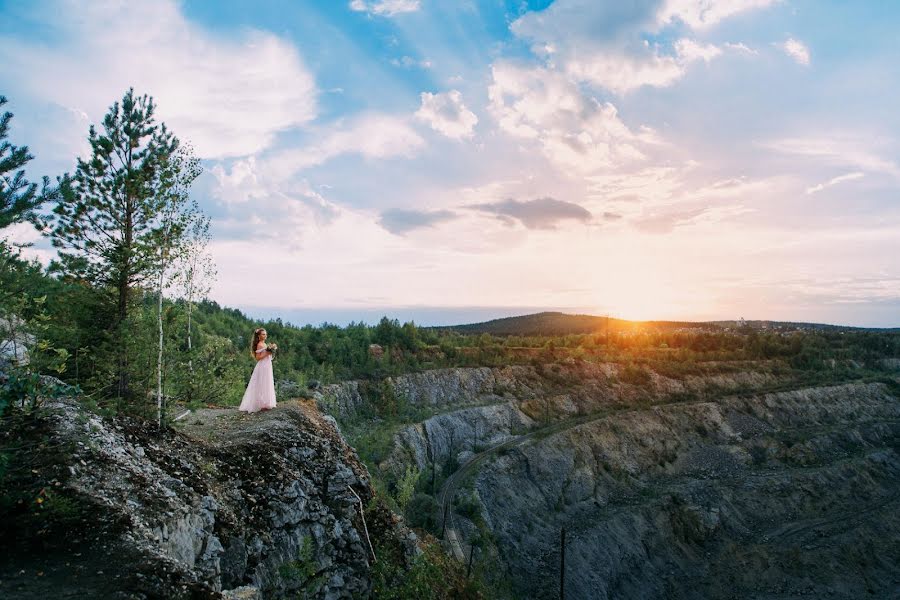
[50,89,179,308]
[0,366,78,414]
[395,465,419,511]
[370,540,484,600]
[278,535,321,593]
[619,362,652,386]
[405,492,438,532]
[454,491,484,527]
[0,95,66,230]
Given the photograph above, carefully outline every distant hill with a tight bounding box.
[439,312,721,336]
[439,311,895,336]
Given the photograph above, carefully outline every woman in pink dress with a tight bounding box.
[239,328,277,413]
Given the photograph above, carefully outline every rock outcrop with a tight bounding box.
[0,399,415,599]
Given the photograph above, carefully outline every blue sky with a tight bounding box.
[1,0,898,326]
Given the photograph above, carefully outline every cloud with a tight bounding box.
[488,62,653,173]
[469,197,592,229]
[378,208,457,234]
[350,0,420,16]
[805,171,865,195]
[210,158,341,243]
[0,0,317,159]
[415,90,478,139]
[509,1,771,94]
[391,56,433,69]
[674,38,722,63]
[724,42,758,55]
[267,114,425,176]
[762,136,900,178]
[778,37,810,65]
[632,204,751,234]
[657,0,779,29]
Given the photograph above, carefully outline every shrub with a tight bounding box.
[619,363,652,386]
[395,465,418,511]
[405,492,438,532]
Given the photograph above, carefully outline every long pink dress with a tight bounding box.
[239,346,277,413]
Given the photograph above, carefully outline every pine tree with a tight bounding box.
[49,89,182,401]
[0,95,63,231]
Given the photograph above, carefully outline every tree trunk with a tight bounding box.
[157,270,164,429]
[186,282,194,387]
[117,190,135,404]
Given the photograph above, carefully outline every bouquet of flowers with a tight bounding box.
[267,342,278,358]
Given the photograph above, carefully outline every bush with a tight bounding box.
[454,491,483,525]
[395,465,418,510]
[619,363,652,386]
[405,492,438,532]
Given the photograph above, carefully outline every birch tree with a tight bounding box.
[153,147,201,428]
[174,212,214,394]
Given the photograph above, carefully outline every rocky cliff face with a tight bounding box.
[476,381,900,599]
[340,362,783,482]
[0,399,415,599]
[321,363,900,600]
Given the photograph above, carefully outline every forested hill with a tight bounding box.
[441,311,895,336]
[441,311,719,336]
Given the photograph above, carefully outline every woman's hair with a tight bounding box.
[250,328,266,357]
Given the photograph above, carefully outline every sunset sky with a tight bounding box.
[1,0,898,326]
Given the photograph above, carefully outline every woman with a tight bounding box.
[239,328,278,413]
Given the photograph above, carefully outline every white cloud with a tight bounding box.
[510,3,738,94]
[805,171,865,195]
[658,0,779,29]
[779,37,811,65]
[415,90,478,139]
[724,42,758,55]
[762,136,900,178]
[488,62,653,172]
[210,158,341,247]
[0,0,317,159]
[565,50,687,94]
[350,0,420,16]
[267,114,425,176]
[563,38,730,93]
[674,38,722,62]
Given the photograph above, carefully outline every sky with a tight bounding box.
[1,0,899,327]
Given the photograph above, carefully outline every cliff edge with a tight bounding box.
[0,398,416,599]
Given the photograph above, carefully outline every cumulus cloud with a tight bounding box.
[779,38,811,65]
[349,0,420,16]
[469,197,592,229]
[509,0,772,94]
[0,0,317,159]
[489,62,652,173]
[415,90,478,139]
[805,172,865,195]
[378,208,457,234]
[657,0,779,29]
